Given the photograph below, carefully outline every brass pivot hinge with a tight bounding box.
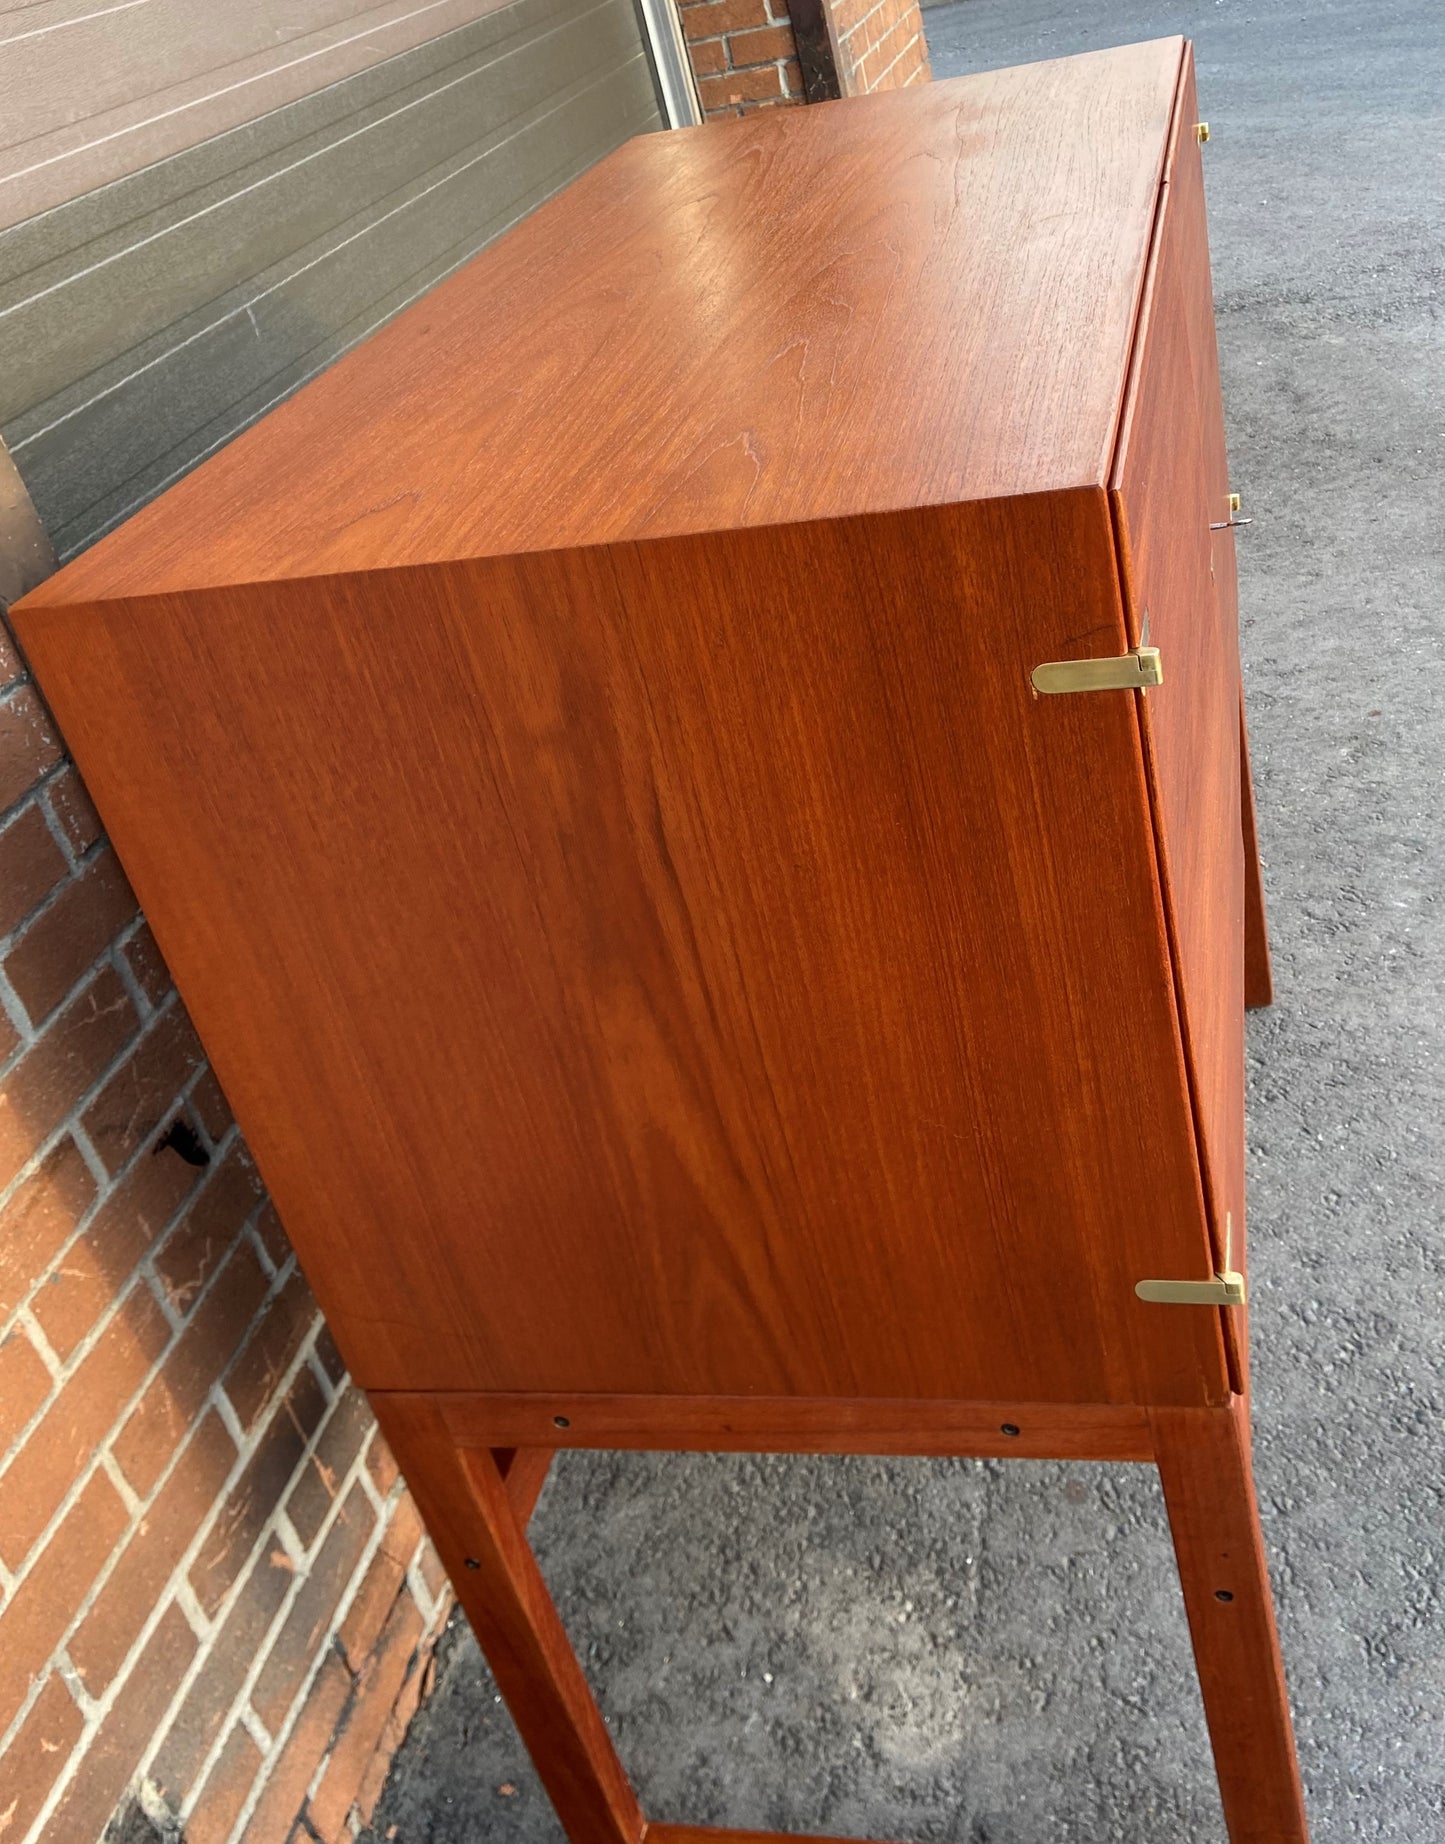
[1195,121,1211,144]
[1031,646,1162,696]
[1136,1213,1246,1307]
[1211,491,1252,532]
[1135,1271,1246,1307]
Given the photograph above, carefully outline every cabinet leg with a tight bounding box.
[372,1396,643,1844]
[1151,1400,1307,1843]
[1240,694,1274,1009]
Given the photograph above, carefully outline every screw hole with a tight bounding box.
[1000,1423,1021,1438]
[1215,1589,1234,1602]
[553,1415,571,1429]
[465,1558,481,1570]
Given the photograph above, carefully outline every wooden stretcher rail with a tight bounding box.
[406,1393,1158,1463]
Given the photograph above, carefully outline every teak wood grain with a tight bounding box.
[1152,1400,1309,1841]
[425,1392,1156,1461]
[17,493,1227,1408]
[23,42,1185,605]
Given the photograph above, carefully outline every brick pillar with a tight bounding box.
[679,0,930,119]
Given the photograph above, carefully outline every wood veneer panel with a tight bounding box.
[1112,53,1246,1357]
[16,490,1228,1408]
[23,40,1186,606]
[429,1394,1155,1462]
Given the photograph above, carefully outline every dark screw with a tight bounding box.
[554,1415,571,1428]
[465,1558,481,1570]
[1215,1589,1234,1602]
[1000,1423,1021,1438]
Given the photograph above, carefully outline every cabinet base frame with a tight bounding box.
[371,1391,1308,1844]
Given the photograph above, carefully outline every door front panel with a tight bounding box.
[1112,56,1246,1367]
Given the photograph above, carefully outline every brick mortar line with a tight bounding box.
[132,1123,252,1343]
[1,1274,314,1760]
[868,30,921,87]
[0,981,189,1218]
[859,13,916,61]
[53,1651,93,1720]
[0,748,81,852]
[403,1545,442,1632]
[11,1301,62,1385]
[269,1506,308,1573]
[67,1112,113,1197]
[32,777,85,872]
[0,1090,239,1362]
[123,1330,335,1824]
[844,13,895,64]
[0,1177,270,1641]
[97,1449,143,1521]
[245,1218,284,1284]
[842,0,889,39]
[304,1343,340,1408]
[200,1429,399,1844]
[13,1312,334,1840]
[108,921,159,1023]
[0,831,123,968]
[840,0,895,42]
[237,1702,273,1757]
[0,1117,247,1499]
[0,964,30,1046]
[171,1574,216,1646]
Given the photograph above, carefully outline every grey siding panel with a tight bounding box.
[0,0,527,228]
[1,0,663,557]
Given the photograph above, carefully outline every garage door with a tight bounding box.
[0,0,683,560]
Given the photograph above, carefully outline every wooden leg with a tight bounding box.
[1240,694,1274,1009]
[495,1444,556,1524]
[373,1395,643,1844]
[1151,1400,1308,1843]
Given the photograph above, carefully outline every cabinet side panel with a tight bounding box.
[16,495,1227,1405]
[1112,53,1247,1341]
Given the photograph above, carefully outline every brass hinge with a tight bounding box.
[1135,1270,1246,1307]
[1195,121,1211,144]
[1031,646,1163,696]
[1137,1215,1245,1306]
[1211,491,1251,532]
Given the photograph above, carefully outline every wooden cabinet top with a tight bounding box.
[29,37,1186,610]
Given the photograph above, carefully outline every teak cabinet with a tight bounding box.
[15,38,1309,1844]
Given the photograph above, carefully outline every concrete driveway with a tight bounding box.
[366,3,1445,1837]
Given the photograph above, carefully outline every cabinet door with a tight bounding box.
[1112,55,1246,1371]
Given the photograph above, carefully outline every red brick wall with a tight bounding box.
[679,0,929,119]
[680,0,805,116]
[0,452,452,1843]
[830,0,931,93]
